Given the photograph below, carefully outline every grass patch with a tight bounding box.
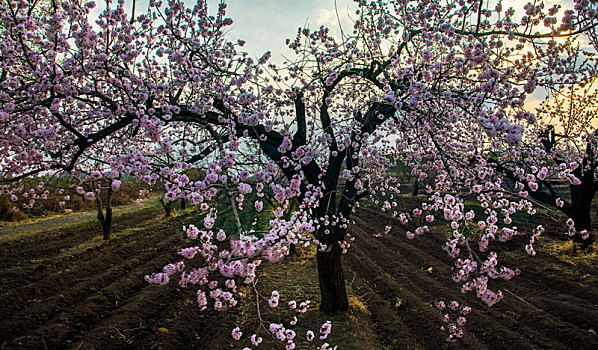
[547,240,598,266]
[348,295,370,314]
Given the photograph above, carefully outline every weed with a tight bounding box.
[348,295,370,314]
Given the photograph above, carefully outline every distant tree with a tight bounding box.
[74,174,121,240]
[492,79,598,246]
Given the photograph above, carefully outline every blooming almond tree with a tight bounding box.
[492,78,598,246]
[1,0,597,334]
[73,171,123,240]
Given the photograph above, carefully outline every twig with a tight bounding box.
[504,289,539,311]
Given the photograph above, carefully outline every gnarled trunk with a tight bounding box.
[103,193,113,240]
[569,181,594,247]
[314,192,349,313]
[316,242,349,313]
[412,179,419,196]
[102,208,112,240]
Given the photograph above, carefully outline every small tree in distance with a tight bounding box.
[494,78,598,246]
[1,0,597,344]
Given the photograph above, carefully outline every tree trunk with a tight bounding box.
[165,202,171,217]
[316,243,349,314]
[102,214,112,240]
[96,182,113,240]
[570,186,593,247]
[314,190,349,314]
[286,200,299,255]
[160,198,172,218]
[180,197,187,210]
[103,185,113,240]
[412,179,419,196]
[569,162,595,247]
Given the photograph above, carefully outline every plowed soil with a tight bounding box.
[346,207,598,349]
[0,209,234,349]
[0,202,596,349]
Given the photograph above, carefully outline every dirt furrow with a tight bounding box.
[0,220,177,323]
[0,208,160,268]
[0,208,161,293]
[356,210,598,333]
[0,211,166,300]
[348,222,549,349]
[0,221,183,347]
[353,209,598,349]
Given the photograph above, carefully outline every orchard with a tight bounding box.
[1,0,598,349]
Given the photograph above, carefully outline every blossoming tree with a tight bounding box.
[492,78,598,246]
[1,0,597,335]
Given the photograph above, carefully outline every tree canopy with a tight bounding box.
[1,0,597,346]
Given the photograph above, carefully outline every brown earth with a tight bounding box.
[0,209,235,350]
[345,205,598,350]
[0,201,596,349]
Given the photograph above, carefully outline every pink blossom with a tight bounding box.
[163,264,177,275]
[231,327,242,340]
[144,272,169,285]
[319,320,332,340]
[581,230,590,240]
[269,291,280,308]
[525,244,536,256]
[197,290,207,310]
[569,176,582,185]
[255,201,263,212]
[251,334,262,346]
[111,180,121,192]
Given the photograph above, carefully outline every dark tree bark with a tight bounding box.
[496,127,597,248]
[568,155,595,247]
[310,188,350,313]
[183,78,392,314]
[180,197,187,210]
[102,200,113,240]
[95,182,113,240]
[307,102,391,313]
[160,197,172,218]
[316,242,348,314]
[412,179,419,196]
[285,199,299,255]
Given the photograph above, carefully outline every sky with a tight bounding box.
[224,0,356,61]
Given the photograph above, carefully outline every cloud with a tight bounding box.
[314,6,355,40]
